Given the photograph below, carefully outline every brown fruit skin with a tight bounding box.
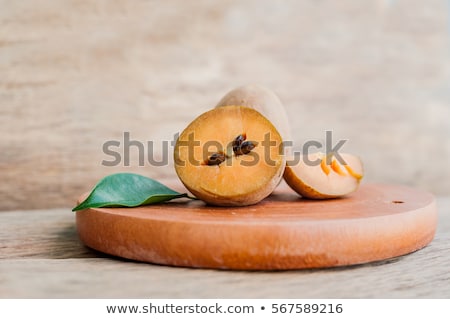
[215,84,292,144]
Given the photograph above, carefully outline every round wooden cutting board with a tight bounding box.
[76,183,437,270]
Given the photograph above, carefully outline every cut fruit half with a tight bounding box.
[174,105,285,206]
[284,152,363,199]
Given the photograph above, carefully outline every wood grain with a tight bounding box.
[0,198,449,298]
[76,184,437,270]
[1,0,450,211]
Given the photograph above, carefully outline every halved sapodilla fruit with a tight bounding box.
[174,106,285,206]
[284,152,364,199]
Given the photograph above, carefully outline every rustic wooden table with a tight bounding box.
[1,198,449,298]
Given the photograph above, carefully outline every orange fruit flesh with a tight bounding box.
[174,106,285,206]
[284,152,364,199]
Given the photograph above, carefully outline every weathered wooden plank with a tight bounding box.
[1,0,450,211]
[1,236,449,299]
[0,198,449,298]
[0,209,96,259]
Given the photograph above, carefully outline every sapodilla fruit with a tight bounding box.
[215,84,292,146]
[174,105,285,206]
[284,152,363,199]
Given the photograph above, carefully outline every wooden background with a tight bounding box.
[1,0,449,211]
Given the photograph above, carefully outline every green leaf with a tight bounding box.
[72,173,193,211]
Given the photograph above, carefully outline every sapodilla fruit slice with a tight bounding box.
[284,152,363,199]
[174,105,285,206]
